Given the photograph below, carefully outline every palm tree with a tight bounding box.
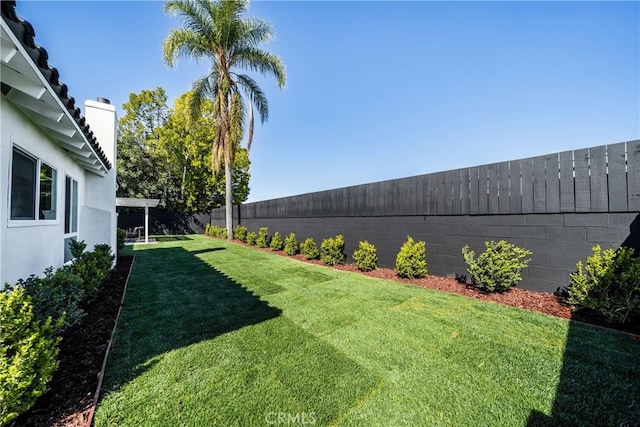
[163,0,286,239]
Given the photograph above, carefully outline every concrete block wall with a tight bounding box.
[211,210,639,293]
[210,141,640,293]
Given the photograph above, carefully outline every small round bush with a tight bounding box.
[234,225,248,242]
[0,287,61,425]
[300,238,319,260]
[284,233,299,256]
[564,245,640,324]
[462,240,532,293]
[353,241,378,272]
[20,266,85,332]
[256,227,269,248]
[270,232,284,251]
[246,231,258,246]
[395,236,427,279]
[321,235,346,266]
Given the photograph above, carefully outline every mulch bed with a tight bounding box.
[16,255,133,427]
[16,238,639,425]
[226,237,640,335]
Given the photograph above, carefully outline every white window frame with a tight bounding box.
[63,175,79,263]
[7,144,59,228]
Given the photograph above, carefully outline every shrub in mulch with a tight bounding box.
[15,256,133,427]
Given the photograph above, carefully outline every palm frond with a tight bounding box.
[235,73,268,123]
[165,0,215,44]
[246,102,254,154]
[190,70,220,120]
[228,90,245,164]
[238,18,274,48]
[162,28,211,67]
[231,47,286,88]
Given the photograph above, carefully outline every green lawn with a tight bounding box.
[95,235,640,426]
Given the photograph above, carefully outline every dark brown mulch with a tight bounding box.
[16,255,134,427]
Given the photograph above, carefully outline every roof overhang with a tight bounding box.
[116,198,160,208]
[0,17,109,176]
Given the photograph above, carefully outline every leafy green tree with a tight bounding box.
[163,0,286,239]
[116,88,182,210]
[156,92,251,212]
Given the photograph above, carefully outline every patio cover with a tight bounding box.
[116,198,160,244]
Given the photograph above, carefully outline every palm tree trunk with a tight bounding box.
[225,162,233,240]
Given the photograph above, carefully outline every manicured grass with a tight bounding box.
[96,235,640,426]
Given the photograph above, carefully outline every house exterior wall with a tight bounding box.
[82,100,117,255]
[1,99,116,287]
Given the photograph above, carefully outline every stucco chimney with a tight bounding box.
[84,98,117,167]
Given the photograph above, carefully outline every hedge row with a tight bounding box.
[206,224,640,326]
[1,242,114,425]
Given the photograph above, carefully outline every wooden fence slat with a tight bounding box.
[590,145,608,212]
[417,176,428,215]
[545,154,560,213]
[470,166,479,215]
[478,165,489,215]
[437,172,446,215]
[574,148,591,212]
[488,163,500,214]
[452,169,461,215]
[444,171,454,215]
[408,176,420,216]
[461,168,470,214]
[427,173,437,215]
[498,161,510,214]
[559,150,575,212]
[533,155,546,213]
[628,140,640,210]
[607,142,627,212]
[509,160,522,214]
[521,158,534,213]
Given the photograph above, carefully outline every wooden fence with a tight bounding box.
[235,140,640,219]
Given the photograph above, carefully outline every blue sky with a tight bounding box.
[16,1,640,203]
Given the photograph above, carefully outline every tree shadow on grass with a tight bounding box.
[527,214,640,426]
[526,321,640,426]
[99,246,282,395]
[154,235,194,242]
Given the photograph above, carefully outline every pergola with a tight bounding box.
[115,198,160,244]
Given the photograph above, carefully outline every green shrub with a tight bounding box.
[321,235,346,266]
[300,238,320,260]
[207,224,227,239]
[205,223,212,235]
[19,267,85,332]
[69,242,114,298]
[117,228,126,254]
[353,241,378,272]
[395,236,427,279]
[246,231,258,246]
[69,239,87,260]
[0,287,61,425]
[565,245,640,324]
[567,245,616,308]
[234,225,248,242]
[256,227,269,248]
[462,240,531,293]
[270,232,284,251]
[284,233,299,256]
